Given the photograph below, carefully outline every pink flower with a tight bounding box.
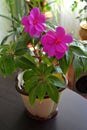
[41,26,73,59]
[21,7,46,38]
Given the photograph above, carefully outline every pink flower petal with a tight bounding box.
[29,25,40,37]
[21,16,29,25]
[35,23,46,32]
[41,33,55,46]
[59,43,69,51]
[29,26,37,37]
[41,35,48,45]
[47,45,55,57]
[56,26,65,40]
[24,26,30,32]
[43,46,49,53]
[28,16,34,24]
[30,7,40,19]
[62,34,73,44]
[34,31,40,38]
[55,43,65,53]
[38,14,46,23]
[47,31,56,39]
[55,51,65,59]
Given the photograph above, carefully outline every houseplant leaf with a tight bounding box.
[47,82,59,103]
[73,57,83,79]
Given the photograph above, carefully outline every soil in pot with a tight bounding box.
[75,75,87,94]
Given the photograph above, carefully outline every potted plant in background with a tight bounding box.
[0,5,87,120]
[71,0,87,40]
[68,0,87,95]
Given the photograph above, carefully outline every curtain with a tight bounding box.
[59,0,87,39]
[50,0,86,39]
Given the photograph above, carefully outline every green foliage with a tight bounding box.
[70,44,87,58]
[71,0,87,22]
[0,43,16,76]
[25,0,51,12]
[23,64,66,105]
[71,1,78,12]
[0,0,26,44]
[81,58,87,71]
[0,55,15,76]
[46,82,59,103]
[69,40,87,79]
[15,54,36,70]
[59,51,73,74]
[0,0,87,105]
[73,57,84,79]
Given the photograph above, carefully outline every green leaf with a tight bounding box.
[81,58,87,71]
[49,75,66,88]
[70,44,87,58]
[73,57,83,79]
[23,69,40,94]
[0,14,18,23]
[37,83,47,102]
[45,65,54,75]
[14,47,28,56]
[24,52,36,64]
[79,9,83,14]
[42,54,53,66]
[47,83,59,103]
[15,56,35,69]
[1,33,13,45]
[23,70,39,81]
[39,63,48,73]
[5,55,15,75]
[71,1,78,12]
[29,87,37,105]
[59,51,73,74]
[0,55,15,76]
[24,77,38,93]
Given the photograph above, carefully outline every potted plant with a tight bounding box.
[66,39,87,96]
[0,7,87,120]
[71,0,87,40]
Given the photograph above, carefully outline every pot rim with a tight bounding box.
[80,21,87,30]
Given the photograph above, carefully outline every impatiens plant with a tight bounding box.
[0,7,87,105]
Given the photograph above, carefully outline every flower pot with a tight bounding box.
[66,60,75,90]
[79,21,87,40]
[75,73,87,97]
[15,72,67,120]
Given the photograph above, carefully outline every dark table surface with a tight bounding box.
[0,74,87,130]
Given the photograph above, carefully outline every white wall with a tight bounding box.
[0,0,12,43]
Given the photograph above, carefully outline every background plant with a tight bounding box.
[71,0,87,22]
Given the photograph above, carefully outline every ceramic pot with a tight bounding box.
[75,72,87,95]
[66,59,75,90]
[15,72,67,120]
[79,21,87,40]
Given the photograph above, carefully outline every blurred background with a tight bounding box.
[0,0,87,43]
